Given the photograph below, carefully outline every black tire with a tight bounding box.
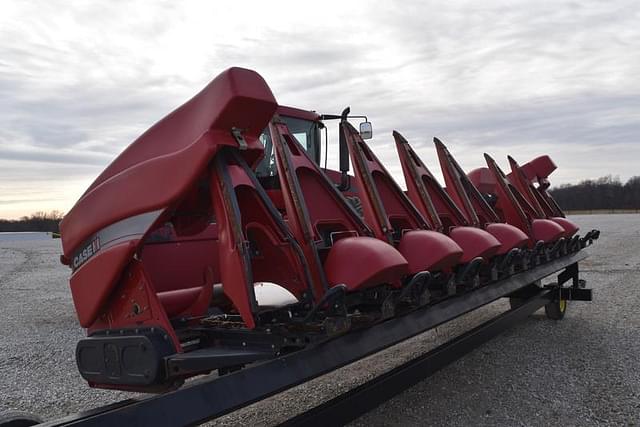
[544,297,567,320]
[0,412,43,427]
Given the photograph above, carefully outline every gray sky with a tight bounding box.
[1,0,639,219]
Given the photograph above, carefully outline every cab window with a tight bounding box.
[255,116,320,178]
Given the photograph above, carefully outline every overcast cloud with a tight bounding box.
[1,0,639,218]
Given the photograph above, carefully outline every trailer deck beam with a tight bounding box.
[39,250,588,427]
[279,285,556,426]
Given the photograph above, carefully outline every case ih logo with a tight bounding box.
[73,236,101,270]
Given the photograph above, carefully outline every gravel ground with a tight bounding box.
[0,239,135,418]
[1,214,639,426]
[351,214,640,427]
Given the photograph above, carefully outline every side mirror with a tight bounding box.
[359,121,373,139]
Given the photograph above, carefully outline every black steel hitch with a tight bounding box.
[568,235,581,253]
[301,285,348,322]
[456,257,484,288]
[301,284,351,336]
[548,237,565,258]
[397,271,432,307]
[498,247,521,275]
[580,229,600,247]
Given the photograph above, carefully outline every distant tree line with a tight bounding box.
[550,175,640,211]
[0,211,64,233]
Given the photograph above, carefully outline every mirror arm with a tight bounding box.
[338,111,350,191]
[323,126,328,170]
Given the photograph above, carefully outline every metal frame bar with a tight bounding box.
[557,261,579,287]
[39,250,588,427]
[279,286,555,426]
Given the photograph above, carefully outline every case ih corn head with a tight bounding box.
[10,67,599,426]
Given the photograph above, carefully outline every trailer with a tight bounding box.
[1,248,595,427]
[0,67,599,426]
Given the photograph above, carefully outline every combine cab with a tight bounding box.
[55,66,599,410]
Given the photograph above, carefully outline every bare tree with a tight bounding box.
[0,211,65,232]
[550,175,639,210]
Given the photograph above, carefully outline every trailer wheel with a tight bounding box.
[0,412,43,427]
[544,293,567,320]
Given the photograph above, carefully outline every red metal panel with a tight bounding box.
[394,131,468,232]
[209,156,259,329]
[484,154,564,244]
[210,150,316,328]
[61,67,280,331]
[434,138,547,250]
[341,121,430,243]
[324,237,409,290]
[467,167,498,195]
[434,138,501,227]
[394,131,502,263]
[485,223,529,255]
[61,137,217,257]
[61,67,278,257]
[483,154,534,237]
[518,155,565,218]
[397,230,463,274]
[531,219,565,243]
[520,155,557,181]
[549,217,579,238]
[87,260,181,351]
[277,105,321,122]
[507,156,547,217]
[270,118,409,295]
[507,155,579,238]
[449,227,500,263]
[341,122,463,273]
[70,241,137,327]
